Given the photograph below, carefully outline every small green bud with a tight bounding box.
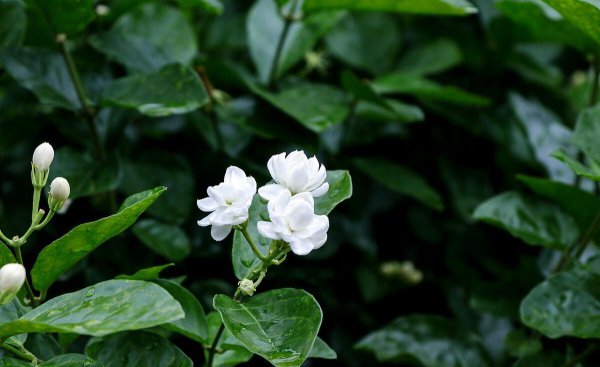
[238,278,256,296]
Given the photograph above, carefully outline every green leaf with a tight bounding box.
[308,337,337,360]
[552,150,600,180]
[397,39,463,76]
[0,279,184,337]
[0,358,29,367]
[0,1,25,49]
[504,330,542,358]
[133,219,191,261]
[0,48,79,110]
[509,93,576,183]
[247,0,344,84]
[0,299,28,347]
[373,72,490,106]
[89,3,197,73]
[232,170,352,279]
[116,264,174,281]
[353,158,443,211]
[520,268,600,338]
[31,0,94,34]
[355,99,424,124]
[305,0,477,15]
[40,354,101,367]
[472,191,578,250]
[50,147,122,199]
[573,105,600,162]
[325,12,402,74]
[176,0,223,13]
[496,0,595,53]
[86,331,192,367]
[31,187,166,291]
[205,312,253,367]
[0,242,16,267]
[249,81,351,133]
[155,279,208,344]
[540,0,600,46]
[214,288,323,367]
[356,315,491,366]
[102,63,209,117]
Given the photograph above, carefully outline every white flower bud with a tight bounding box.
[32,142,54,171]
[238,278,256,296]
[50,177,70,202]
[95,4,110,16]
[0,264,26,304]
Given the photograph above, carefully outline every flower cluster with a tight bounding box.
[197,151,330,255]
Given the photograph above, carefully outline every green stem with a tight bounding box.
[35,210,55,231]
[31,187,41,222]
[57,36,105,160]
[0,343,38,363]
[206,289,243,367]
[19,210,44,245]
[14,247,38,307]
[0,229,11,245]
[267,0,300,88]
[237,226,268,262]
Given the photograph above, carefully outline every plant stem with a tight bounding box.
[237,226,268,262]
[14,247,38,307]
[19,210,44,245]
[57,36,105,160]
[31,187,41,222]
[206,289,243,367]
[0,343,38,363]
[267,0,300,88]
[0,229,11,245]
[35,210,55,231]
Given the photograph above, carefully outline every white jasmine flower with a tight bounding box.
[197,166,257,241]
[0,263,26,304]
[32,142,54,171]
[50,177,70,201]
[258,151,329,201]
[257,191,329,255]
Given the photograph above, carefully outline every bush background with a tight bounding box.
[0,0,597,365]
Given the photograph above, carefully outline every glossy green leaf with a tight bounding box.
[176,0,223,13]
[0,299,27,346]
[50,147,122,199]
[86,331,192,367]
[0,358,29,367]
[31,0,94,34]
[155,279,208,344]
[373,72,490,106]
[521,268,600,338]
[0,48,79,110]
[0,242,16,267]
[233,170,352,279]
[510,93,576,183]
[31,187,166,291]
[573,105,600,162]
[102,63,209,117]
[205,312,253,367]
[472,191,578,250]
[0,280,184,337]
[496,0,594,53]
[553,150,600,180]
[247,0,343,84]
[0,1,25,49]
[397,39,463,75]
[518,175,600,239]
[356,315,491,366]
[116,264,174,281]
[353,158,443,211]
[504,330,542,358]
[540,0,600,46]
[133,219,191,261]
[249,81,350,133]
[355,99,424,124]
[89,3,197,73]
[304,0,477,15]
[308,337,337,360]
[325,12,402,74]
[40,354,101,367]
[214,288,323,367]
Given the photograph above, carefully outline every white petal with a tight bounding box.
[224,166,248,188]
[211,225,232,241]
[207,186,226,206]
[246,176,257,196]
[198,217,211,227]
[258,184,287,201]
[285,201,314,231]
[286,150,308,167]
[269,190,292,215]
[311,231,327,249]
[267,153,287,184]
[197,197,218,212]
[287,166,310,193]
[307,156,320,177]
[292,192,315,207]
[257,221,279,240]
[311,182,329,198]
[289,238,314,256]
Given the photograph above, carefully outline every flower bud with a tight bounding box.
[238,278,256,296]
[0,263,26,305]
[32,142,54,171]
[380,260,423,285]
[95,4,110,16]
[49,177,70,212]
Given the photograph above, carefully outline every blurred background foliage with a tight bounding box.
[1,0,600,365]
